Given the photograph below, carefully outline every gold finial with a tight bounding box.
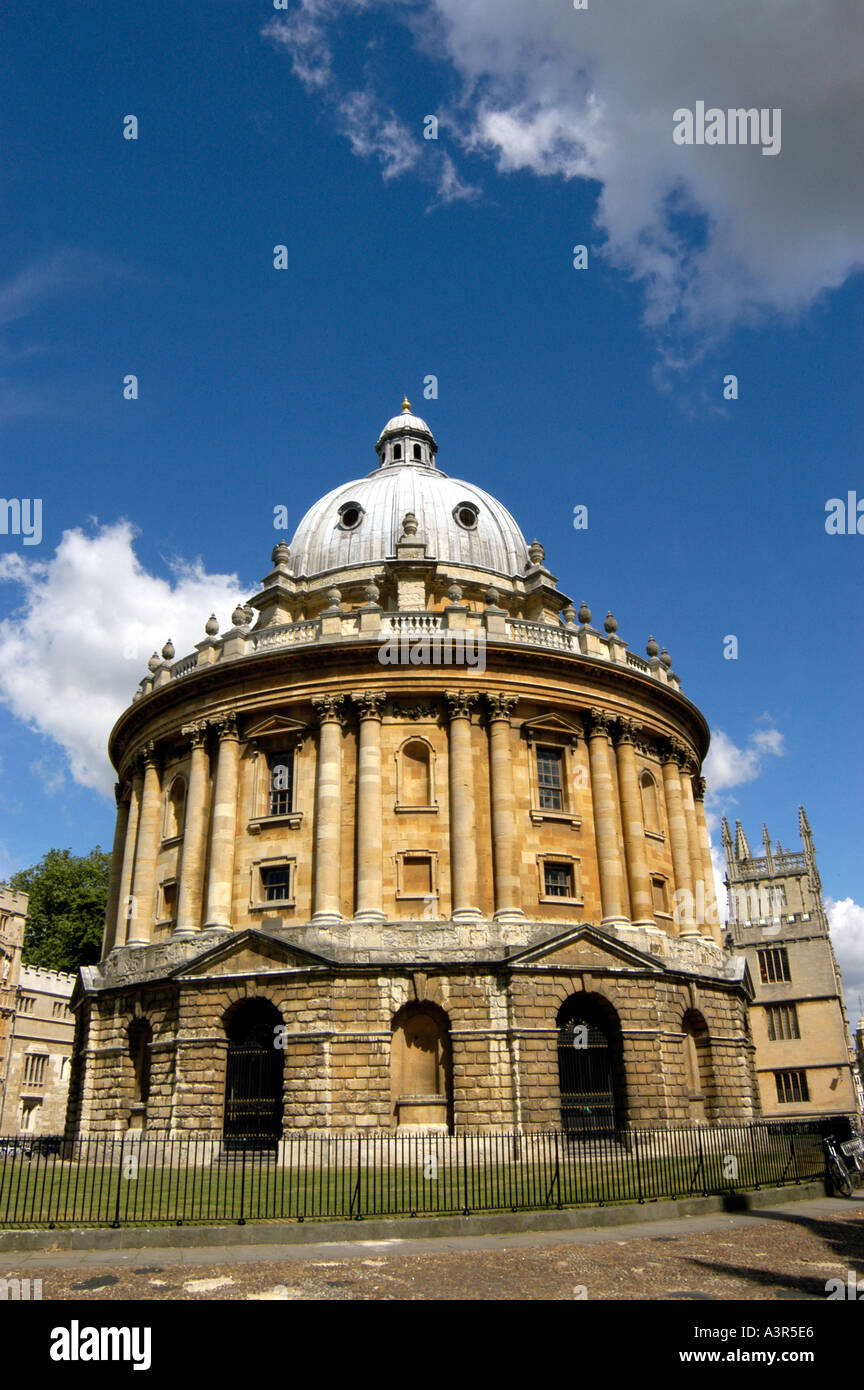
[401,396,411,413]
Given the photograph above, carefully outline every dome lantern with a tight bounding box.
[375,399,438,470]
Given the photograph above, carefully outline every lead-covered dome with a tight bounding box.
[288,402,531,579]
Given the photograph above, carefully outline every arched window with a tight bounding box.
[396,738,436,810]
[639,770,661,835]
[412,443,422,460]
[164,775,186,839]
[393,443,402,460]
[556,993,627,1136]
[390,1002,452,1131]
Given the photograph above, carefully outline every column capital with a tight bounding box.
[661,735,689,767]
[209,711,239,743]
[312,694,345,726]
[350,690,387,721]
[181,719,208,750]
[445,688,477,721]
[137,740,159,771]
[114,781,128,808]
[485,693,518,722]
[614,715,642,745]
[694,776,707,801]
[586,706,614,738]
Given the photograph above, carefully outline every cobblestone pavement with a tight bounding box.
[7,1198,864,1301]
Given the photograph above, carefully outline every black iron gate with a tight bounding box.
[557,1020,617,1136]
[223,1037,283,1149]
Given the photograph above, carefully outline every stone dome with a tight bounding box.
[288,404,531,580]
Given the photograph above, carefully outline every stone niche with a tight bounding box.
[390,1001,452,1132]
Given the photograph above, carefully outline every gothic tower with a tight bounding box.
[723,808,858,1120]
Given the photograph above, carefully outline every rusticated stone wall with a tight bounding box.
[69,960,758,1137]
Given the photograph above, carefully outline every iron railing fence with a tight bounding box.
[0,1121,834,1228]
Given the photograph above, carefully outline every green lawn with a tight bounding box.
[0,1135,823,1227]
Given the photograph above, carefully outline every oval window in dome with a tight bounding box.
[338,502,364,530]
[454,501,479,530]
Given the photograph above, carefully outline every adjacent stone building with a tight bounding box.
[68,402,761,1140]
[723,809,859,1122]
[0,890,75,1137]
[0,965,75,1136]
[0,890,27,1130]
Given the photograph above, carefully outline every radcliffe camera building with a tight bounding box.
[68,402,823,1140]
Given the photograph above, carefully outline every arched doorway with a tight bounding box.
[390,1002,453,1131]
[223,999,284,1148]
[556,994,627,1136]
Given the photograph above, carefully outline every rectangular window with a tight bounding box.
[160,881,177,922]
[543,862,574,898]
[651,876,668,914]
[19,1098,41,1131]
[260,865,292,903]
[23,1054,48,1087]
[18,995,35,1015]
[268,750,294,817]
[52,1001,66,1018]
[766,1004,800,1041]
[758,947,791,984]
[536,747,564,811]
[774,1069,808,1104]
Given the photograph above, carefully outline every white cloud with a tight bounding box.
[701,724,785,923]
[704,725,785,795]
[826,898,864,1008]
[267,0,864,345]
[337,89,421,181]
[710,840,729,927]
[0,523,247,797]
[263,4,478,205]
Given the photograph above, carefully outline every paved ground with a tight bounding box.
[5,1195,863,1301]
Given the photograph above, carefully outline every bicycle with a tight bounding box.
[825,1135,864,1197]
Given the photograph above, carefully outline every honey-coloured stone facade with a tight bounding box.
[68,403,761,1138]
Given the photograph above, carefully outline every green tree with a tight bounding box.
[2,847,110,972]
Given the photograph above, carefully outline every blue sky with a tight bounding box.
[0,2,861,994]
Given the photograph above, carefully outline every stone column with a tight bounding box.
[694,777,723,946]
[312,695,345,924]
[681,763,708,936]
[486,694,524,924]
[103,783,130,954]
[175,722,209,937]
[661,741,694,937]
[115,763,143,947]
[614,718,654,927]
[204,713,240,930]
[445,690,481,922]
[351,691,387,923]
[587,709,627,926]
[127,742,161,947]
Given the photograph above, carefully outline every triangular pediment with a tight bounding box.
[171,929,332,980]
[243,714,309,741]
[521,712,584,742]
[508,923,665,973]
